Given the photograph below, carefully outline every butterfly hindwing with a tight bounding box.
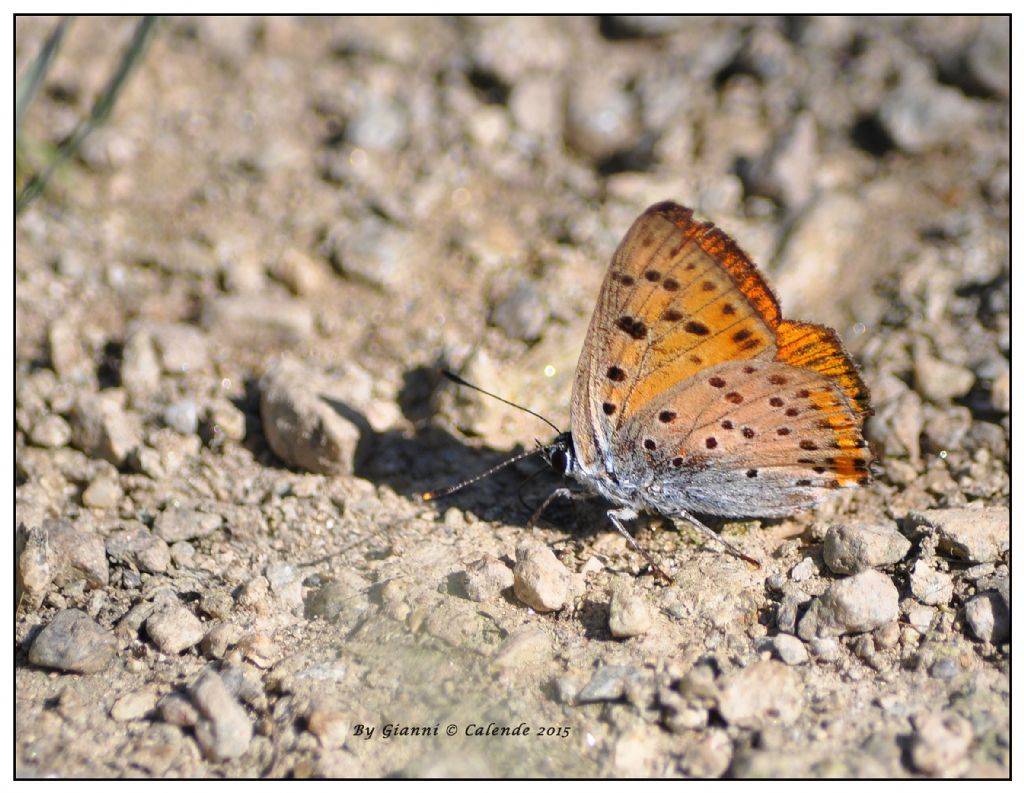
[608,360,872,517]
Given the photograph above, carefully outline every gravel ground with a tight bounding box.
[15,16,1008,779]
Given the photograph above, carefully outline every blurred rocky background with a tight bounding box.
[16,16,1007,778]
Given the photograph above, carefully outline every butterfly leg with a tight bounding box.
[676,510,762,568]
[528,487,591,528]
[607,508,674,584]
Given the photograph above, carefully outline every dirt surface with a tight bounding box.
[15,16,1008,778]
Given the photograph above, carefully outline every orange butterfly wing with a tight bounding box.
[570,202,871,502]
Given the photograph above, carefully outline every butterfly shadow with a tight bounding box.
[320,365,611,539]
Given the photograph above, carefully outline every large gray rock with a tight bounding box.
[28,609,117,674]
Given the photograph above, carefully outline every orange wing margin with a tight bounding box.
[649,202,782,330]
[776,320,872,419]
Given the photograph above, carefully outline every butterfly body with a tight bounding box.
[553,201,872,539]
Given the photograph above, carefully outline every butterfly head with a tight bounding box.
[542,432,577,477]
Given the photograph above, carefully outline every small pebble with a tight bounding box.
[170,541,195,568]
[564,72,640,160]
[765,573,786,593]
[962,562,996,581]
[146,603,205,654]
[48,318,93,383]
[808,637,840,661]
[608,581,653,638]
[307,703,350,749]
[154,506,223,543]
[909,560,954,606]
[204,398,247,443]
[771,634,809,665]
[236,633,279,668]
[678,728,733,779]
[911,711,974,776]
[189,667,253,761]
[129,446,165,479]
[906,604,936,634]
[929,657,959,680]
[513,542,570,613]
[304,576,368,623]
[201,622,240,659]
[326,217,414,292]
[259,355,369,476]
[775,588,811,634]
[665,701,709,732]
[741,111,818,208]
[679,661,719,701]
[554,675,582,704]
[879,76,982,154]
[163,399,199,434]
[28,608,117,674]
[873,620,901,649]
[148,322,210,374]
[716,660,802,728]
[852,634,875,662]
[613,729,659,776]
[272,248,329,297]
[798,569,899,639]
[265,562,298,591]
[201,294,314,344]
[81,475,122,509]
[236,576,271,610]
[19,520,109,604]
[158,692,198,727]
[120,329,161,399]
[913,351,976,402]
[964,590,1009,644]
[105,524,170,574]
[491,282,549,343]
[30,414,72,448]
[577,665,643,704]
[990,369,1009,413]
[509,77,560,137]
[347,95,409,151]
[462,555,514,602]
[491,626,552,670]
[789,556,817,582]
[111,689,158,721]
[70,393,141,466]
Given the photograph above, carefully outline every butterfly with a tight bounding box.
[429,201,873,579]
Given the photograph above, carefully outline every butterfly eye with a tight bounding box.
[549,449,569,474]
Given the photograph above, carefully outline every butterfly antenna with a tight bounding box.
[439,369,561,435]
[422,446,547,501]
